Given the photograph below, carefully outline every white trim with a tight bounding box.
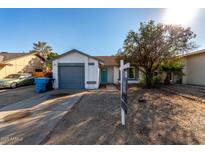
[52,52,100,89]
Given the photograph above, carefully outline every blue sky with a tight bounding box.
[0,8,204,56]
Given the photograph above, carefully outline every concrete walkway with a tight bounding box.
[106,85,118,91]
[89,84,118,92]
[0,90,86,144]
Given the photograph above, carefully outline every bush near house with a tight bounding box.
[160,58,185,85]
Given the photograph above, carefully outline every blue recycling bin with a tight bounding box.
[35,77,50,93]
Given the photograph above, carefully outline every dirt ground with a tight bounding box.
[44,86,205,145]
[160,84,205,102]
[0,86,37,109]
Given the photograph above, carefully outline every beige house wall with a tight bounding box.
[182,52,205,85]
[182,57,188,84]
[0,54,44,79]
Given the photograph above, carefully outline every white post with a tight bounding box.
[120,60,125,125]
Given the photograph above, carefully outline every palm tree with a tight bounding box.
[30,41,53,58]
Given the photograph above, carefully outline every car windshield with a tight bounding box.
[5,74,21,79]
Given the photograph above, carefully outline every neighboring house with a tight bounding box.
[52,49,141,89]
[180,49,205,86]
[0,52,45,79]
[165,49,205,86]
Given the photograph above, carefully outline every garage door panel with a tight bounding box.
[60,83,83,89]
[58,64,84,89]
[59,67,84,82]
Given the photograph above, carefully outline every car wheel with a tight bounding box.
[10,82,17,89]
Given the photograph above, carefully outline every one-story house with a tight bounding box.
[52,48,205,90]
[52,49,141,89]
[0,52,45,79]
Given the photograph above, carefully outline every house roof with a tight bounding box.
[182,49,205,57]
[0,52,31,62]
[0,52,44,64]
[94,56,118,66]
[51,49,103,63]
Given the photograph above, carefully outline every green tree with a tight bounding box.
[30,41,52,59]
[160,58,185,85]
[121,20,196,88]
[46,52,59,71]
[31,41,59,71]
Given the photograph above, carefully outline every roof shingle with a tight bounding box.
[94,56,118,66]
[0,52,31,62]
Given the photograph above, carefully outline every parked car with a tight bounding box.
[0,73,34,89]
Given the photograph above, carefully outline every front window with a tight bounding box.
[118,66,139,80]
[127,67,136,79]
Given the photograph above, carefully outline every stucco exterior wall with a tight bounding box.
[107,66,114,83]
[0,54,44,79]
[113,66,119,84]
[182,57,188,84]
[182,52,205,85]
[52,52,99,89]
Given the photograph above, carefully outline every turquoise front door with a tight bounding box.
[101,68,108,83]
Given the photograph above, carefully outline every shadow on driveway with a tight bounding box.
[0,86,37,109]
[0,90,85,145]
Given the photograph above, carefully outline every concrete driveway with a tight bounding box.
[0,86,37,109]
[0,89,86,144]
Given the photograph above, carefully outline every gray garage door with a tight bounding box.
[58,63,84,89]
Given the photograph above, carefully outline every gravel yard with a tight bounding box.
[45,85,205,145]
